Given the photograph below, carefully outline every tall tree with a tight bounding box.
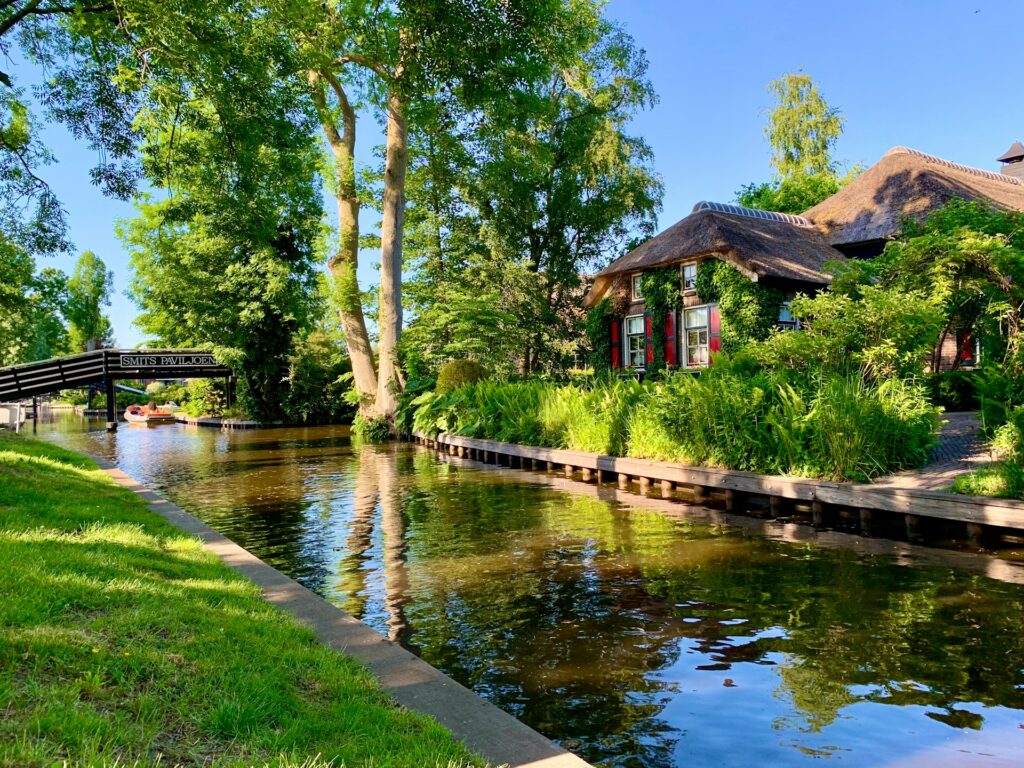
[65,250,113,352]
[397,19,661,376]
[737,72,851,214]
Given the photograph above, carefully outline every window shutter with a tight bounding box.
[664,310,677,367]
[709,304,722,360]
[610,318,621,369]
[644,313,654,365]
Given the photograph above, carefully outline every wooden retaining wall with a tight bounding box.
[413,432,1024,549]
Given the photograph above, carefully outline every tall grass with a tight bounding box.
[412,365,941,482]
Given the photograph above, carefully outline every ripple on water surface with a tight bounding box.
[35,413,1024,767]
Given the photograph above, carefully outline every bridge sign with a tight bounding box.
[119,353,218,368]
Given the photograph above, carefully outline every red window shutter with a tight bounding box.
[709,304,722,359]
[610,318,621,369]
[959,331,975,365]
[664,310,677,367]
[644,314,654,365]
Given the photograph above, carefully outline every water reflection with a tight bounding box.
[34,413,1024,767]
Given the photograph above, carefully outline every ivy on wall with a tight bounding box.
[640,268,681,376]
[585,297,614,373]
[695,260,785,353]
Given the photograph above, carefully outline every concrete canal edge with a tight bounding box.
[415,432,1024,547]
[92,457,591,768]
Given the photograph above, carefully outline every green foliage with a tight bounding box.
[352,414,392,443]
[585,298,614,374]
[764,73,844,179]
[413,361,940,481]
[436,360,491,393]
[65,251,114,352]
[736,173,842,214]
[696,260,784,353]
[282,329,354,425]
[926,371,980,411]
[639,269,679,376]
[182,379,225,418]
[755,285,944,381]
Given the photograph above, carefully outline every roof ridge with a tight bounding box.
[885,146,1024,187]
[692,200,814,227]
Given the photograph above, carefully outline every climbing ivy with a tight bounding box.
[695,260,785,353]
[585,297,614,373]
[640,268,681,376]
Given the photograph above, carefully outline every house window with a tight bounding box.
[682,263,697,292]
[624,315,645,368]
[631,273,643,301]
[684,306,709,367]
[777,301,800,331]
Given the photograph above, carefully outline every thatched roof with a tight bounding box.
[584,201,843,307]
[804,147,1024,246]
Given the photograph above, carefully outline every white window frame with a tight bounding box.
[631,273,643,301]
[624,314,646,369]
[681,263,697,293]
[683,305,710,368]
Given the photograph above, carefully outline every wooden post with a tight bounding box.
[859,508,874,536]
[811,500,826,527]
[595,469,605,484]
[769,495,784,518]
[661,479,674,498]
[638,477,650,493]
[617,473,629,490]
[547,461,555,471]
[966,522,986,549]
[725,489,739,512]
[104,377,117,432]
[692,485,705,505]
[581,468,593,482]
[905,514,921,542]
[564,465,574,479]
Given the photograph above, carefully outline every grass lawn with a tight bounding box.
[0,432,484,768]
[951,461,1024,500]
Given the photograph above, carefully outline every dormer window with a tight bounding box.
[631,273,643,301]
[682,263,697,292]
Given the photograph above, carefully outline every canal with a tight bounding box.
[35,413,1024,767]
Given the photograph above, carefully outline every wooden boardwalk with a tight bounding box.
[413,430,1024,549]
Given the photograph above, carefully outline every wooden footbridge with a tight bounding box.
[0,349,233,431]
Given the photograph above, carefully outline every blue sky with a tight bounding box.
[22,0,1024,347]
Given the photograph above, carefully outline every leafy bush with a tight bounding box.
[182,379,225,418]
[352,414,391,442]
[436,360,490,393]
[282,330,354,424]
[145,381,166,396]
[539,378,644,454]
[925,370,980,411]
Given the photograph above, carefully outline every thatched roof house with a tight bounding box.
[804,147,1024,255]
[584,202,842,307]
[590,145,1024,371]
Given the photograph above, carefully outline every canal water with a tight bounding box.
[34,413,1024,767]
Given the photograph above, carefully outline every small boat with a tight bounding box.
[124,404,177,425]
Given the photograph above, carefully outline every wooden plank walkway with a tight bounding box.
[413,431,1024,547]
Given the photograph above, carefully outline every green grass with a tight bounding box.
[0,432,484,768]
[951,461,1024,499]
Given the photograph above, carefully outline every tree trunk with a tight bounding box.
[309,71,378,412]
[374,90,409,421]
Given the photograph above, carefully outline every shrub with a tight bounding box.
[539,378,643,455]
[353,414,391,442]
[145,381,166,396]
[182,379,225,418]
[436,360,490,393]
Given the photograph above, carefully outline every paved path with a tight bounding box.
[871,411,993,491]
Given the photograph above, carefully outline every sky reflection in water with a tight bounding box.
[37,414,1024,767]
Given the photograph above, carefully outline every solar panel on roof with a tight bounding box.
[691,201,814,227]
